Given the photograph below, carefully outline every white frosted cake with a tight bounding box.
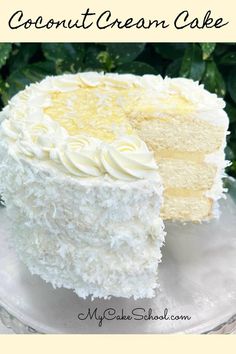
[0,72,229,299]
[0,73,165,299]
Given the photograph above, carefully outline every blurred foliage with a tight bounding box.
[0,43,235,177]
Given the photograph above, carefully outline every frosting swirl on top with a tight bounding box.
[2,118,68,159]
[52,135,158,180]
[52,136,103,177]
[1,115,158,180]
[100,136,158,181]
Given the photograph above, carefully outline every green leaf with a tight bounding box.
[84,45,106,70]
[8,44,40,71]
[228,67,236,103]
[105,43,145,66]
[153,43,188,60]
[219,52,236,66]
[116,62,157,75]
[42,43,77,62]
[225,103,236,123]
[214,44,229,57]
[200,43,216,60]
[135,45,162,73]
[225,145,235,161]
[0,74,5,93]
[0,74,6,105]
[0,87,8,107]
[165,58,182,77]
[0,44,12,69]
[96,51,115,72]
[180,44,205,81]
[42,43,85,74]
[4,62,55,102]
[224,176,236,202]
[201,61,226,97]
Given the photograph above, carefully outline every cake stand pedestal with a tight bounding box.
[0,188,236,334]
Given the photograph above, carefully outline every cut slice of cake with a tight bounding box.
[0,73,165,299]
[130,76,229,221]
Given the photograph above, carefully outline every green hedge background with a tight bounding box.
[0,43,235,178]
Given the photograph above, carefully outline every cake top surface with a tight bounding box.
[0,72,228,181]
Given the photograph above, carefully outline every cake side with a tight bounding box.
[0,74,165,299]
[0,142,164,299]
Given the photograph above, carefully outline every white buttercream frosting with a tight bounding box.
[0,73,162,181]
[131,76,228,127]
[0,141,164,299]
[0,72,229,158]
[55,135,103,177]
[1,116,159,181]
[2,117,68,159]
[100,136,158,181]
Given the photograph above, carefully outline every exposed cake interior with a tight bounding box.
[41,73,229,221]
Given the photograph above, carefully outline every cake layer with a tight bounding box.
[161,193,213,222]
[135,116,226,154]
[0,145,165,299]
[156,156,217,190]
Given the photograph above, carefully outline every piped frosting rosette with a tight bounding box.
[100,136,158,181]
[1,117,68,160]
[51,135,103,178]
[48,134,159,181]
[1,113,158,181]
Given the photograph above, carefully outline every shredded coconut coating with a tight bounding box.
[0,142,165,299]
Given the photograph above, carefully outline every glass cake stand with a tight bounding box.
[0,180,236,334]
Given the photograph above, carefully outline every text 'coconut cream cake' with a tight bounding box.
[0,72,229,299]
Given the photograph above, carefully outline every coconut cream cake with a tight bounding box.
[0,72,229,299]
[0,72,165,299]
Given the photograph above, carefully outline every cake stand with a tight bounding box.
[0,181,236,334]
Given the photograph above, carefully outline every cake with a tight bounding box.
[0,72,229,299]
[0,73,165,299]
